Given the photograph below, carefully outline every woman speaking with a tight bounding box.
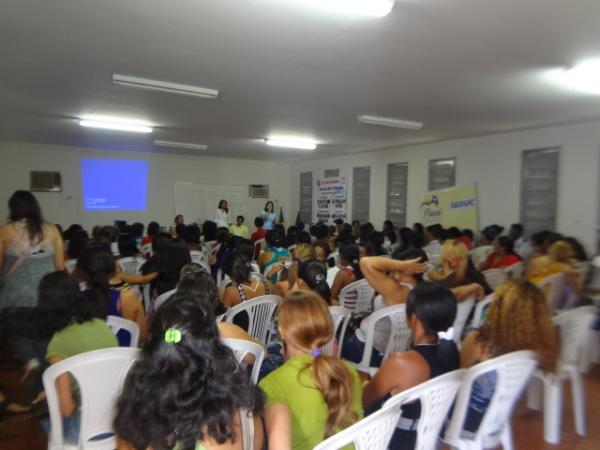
[260,200,277,230]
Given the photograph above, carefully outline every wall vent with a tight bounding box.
[249,184,269,198]
[324,169,340,178]
[30,171,62,192]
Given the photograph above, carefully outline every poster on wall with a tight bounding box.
[315,176,347,224]
[418,183,479,230]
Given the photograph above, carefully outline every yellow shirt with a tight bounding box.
[229,224,250,239]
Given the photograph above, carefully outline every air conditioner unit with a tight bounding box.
[249,184,269,198]
[30,171,62,192]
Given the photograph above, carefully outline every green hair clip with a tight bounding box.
[164,328,182,344]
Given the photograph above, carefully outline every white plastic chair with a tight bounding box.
[106,315,140,347]
[322,306,351,357]
[43,347,139,450]
[217,268,232,290]
[225,295,281,344]
[110,242,120,256]
[383,369,466,450]
[190,249,208,265]
[355,304,412,374]
[313,395,402,450]
[65,259,77,274]
[482,269,507,290]
[154,288,177,310]
[503,261,524,279]
[536,272,566,313]
[118,256,145,275]
[526,305,596,444]
[339,278,375,314]
[471,294,494,329]
[450,297,476,346]
[444,350,538,450]
[222,338,265,384]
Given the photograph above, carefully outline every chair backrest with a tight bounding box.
[154,288,177,310]
[43,347,139,449]
[503,261,524,279]
[106,315,140,347]
[482,269,507,290]
[217,269,232,290]
[340,278,375,314]
[322,306,352,357]
[118,256,144,275]
[225,295,281,344]
[359,304,411,369]
[190,249,208,265]
[537,272,566,312]
[451,296,476,345]
[471,294,494,329]
[221,338,265,384]
[553,305,597,367]
[65,258,77,274]
[444,350,537,448]
[313,397,402,450]
[384,369,466,450]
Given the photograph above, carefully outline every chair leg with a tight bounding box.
[570,369,586,436]
[542,375,563,444]
[527,377,542,411]
[499,424,514,450]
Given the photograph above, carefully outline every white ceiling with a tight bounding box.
[2,0,600,161]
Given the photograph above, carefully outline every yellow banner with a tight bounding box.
[418,183,479,230]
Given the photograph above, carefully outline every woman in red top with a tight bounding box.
[479,236,521,271]
[140,221,159,246]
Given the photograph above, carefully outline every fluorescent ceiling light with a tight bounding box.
[154,139,208,150]
[265,137,317,150]
[548,60,600,94]
[358,115,423,130]
[79,115,153,133]
[297,0,395,17]
[113,74,219,99]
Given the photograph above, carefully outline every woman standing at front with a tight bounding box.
[215,199,230,228]
[261,201,277,231]
[0,190,64,374]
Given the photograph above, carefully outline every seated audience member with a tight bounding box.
[259,291,363,450]
[358,222,375,244]
[130,222,144,247]
[313,241,331,264]
[141,221,159,246]
[211,229,234,277]
[63,224,83,242]
[201,220,218,247]
[382,220,394,235]
[342,250,427,366]
[286,225,299,248]
[428,240,492,297]
[369,231,387,256]
[351,220,361,239]
[37,271,118,443]
[508,223,532,261]
[462,228,475,245]
[296,231,312,245]
[478,236,521,271]
[168,214,185,236]
[77,244,148,342]
[385,230,399,255]
[64,229,89,261]
[221,251,275,308]
[230,215,250,239]
[422,224,443,255]
[114,296,265,450]
[292,259,332,305]
[117,233,141,258]
[449,226,474,251]
[564,236,588,263]
[275,244,315,297]
[358,240,375,258]
[258,229,290,283]
[331,243,364,301]
[362,282,459,450]
[460,280,558,436]
[527,240,583,296]
[251,217,267,243]
[396,227,413,254]
[181,224,204,252]
[470,226,498,268]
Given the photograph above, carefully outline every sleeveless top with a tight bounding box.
[0,221,55,309]
[234,279,271,303]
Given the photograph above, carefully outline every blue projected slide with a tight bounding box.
[81,159,149,210]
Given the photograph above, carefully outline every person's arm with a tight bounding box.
[451,283,485,302]
[118,271,157,285]
[360,257,427,301]
[330,269,350,301]
[264,403,292,450]
[119,289,148,340]
[219,322,265,349]
[48,356,77,417]
[460,331,485,368]
[222,286,241,308]
[49,225,65,271]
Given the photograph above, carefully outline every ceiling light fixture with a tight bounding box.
[300,0,395,17]
[154,139,208,150]
[112,74,219,99]
[265,137,317,150]
[549,60,600,95]
[79,115,153,133]
[357,115,423,130]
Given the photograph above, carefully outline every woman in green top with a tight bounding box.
[37,271,118,443]
[114,293,265,450]
[259,290,363,450]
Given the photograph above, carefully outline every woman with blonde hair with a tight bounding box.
[527,240,582,295]
[259,290,363,450]
[460,279,559,435]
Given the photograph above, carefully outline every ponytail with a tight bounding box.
[298,260,331,305]
[339,243,363,280]
[77,244,115,319]
[310,353,358,437]
[87,269,110,319]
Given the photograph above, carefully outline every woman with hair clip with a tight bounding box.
[215,200,230,229]
[259,290,363,450]
[362,282,460,450]
[115,294,265,450]
[460,279,558,436]
[221,251,275,308]
[330,243,364,302]
[77,244,147,343]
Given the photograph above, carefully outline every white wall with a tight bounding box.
[290,120,600,252]
[0,141,292,233]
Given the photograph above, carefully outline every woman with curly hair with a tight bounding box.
[259,290,363,450]
[114,293,265,450]
[460,279,559,435]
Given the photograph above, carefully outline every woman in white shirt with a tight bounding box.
[260,201,277,230]
[215,199,230,228]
